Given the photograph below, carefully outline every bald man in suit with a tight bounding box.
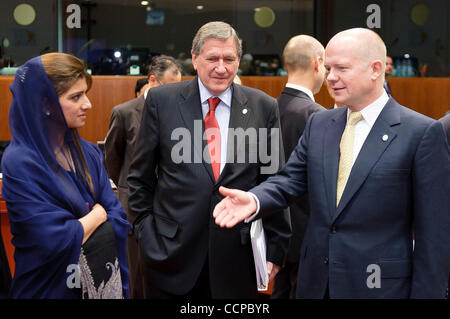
[384,55,394,97]
[104,55,182,298]
[272,35,327,299]
[214,28,450,299]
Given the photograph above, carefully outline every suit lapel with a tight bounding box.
[332,99,400,224]
[323,108,347,219]
[177,78,215,183]
[217,84,249,184]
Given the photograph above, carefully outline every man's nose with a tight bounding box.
[215,60,227,73]
[327,69,337,82]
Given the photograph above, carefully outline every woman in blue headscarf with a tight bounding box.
[1,53,131,298]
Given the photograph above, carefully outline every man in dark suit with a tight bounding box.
[271,35,327,299]
[439,112,450,299]
[104,55,182,298]
[439,112,450,147]
[127,21,290,298]
[214,28,450,299]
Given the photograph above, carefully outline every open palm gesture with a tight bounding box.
[213,186,257,228]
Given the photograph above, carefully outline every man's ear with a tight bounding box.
[371,60,384,80]
[313,56,321,72]
[191,50,198,70]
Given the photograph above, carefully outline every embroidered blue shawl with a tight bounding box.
[1,56,131,298]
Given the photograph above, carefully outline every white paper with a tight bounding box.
[250,219,268,291]
[109,178,117,190]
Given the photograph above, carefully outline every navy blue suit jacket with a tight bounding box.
[251,98,450,298]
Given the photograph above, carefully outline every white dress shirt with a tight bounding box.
[348,90,389,165]
[198,78,232,174]
[285,83,315,102]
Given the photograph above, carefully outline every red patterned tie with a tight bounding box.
[205,97,221,181]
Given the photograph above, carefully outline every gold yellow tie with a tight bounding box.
[336,111,363,206]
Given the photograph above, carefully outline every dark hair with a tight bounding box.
[135,78,148,95]
[148,55,182,80]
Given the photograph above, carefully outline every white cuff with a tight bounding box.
[245,192,260,223]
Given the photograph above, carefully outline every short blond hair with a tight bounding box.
[283,35,324,72]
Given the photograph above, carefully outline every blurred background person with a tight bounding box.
[104,55,182,298]
[384,55,394,97]
[134,78,148,98]
[272,34,327,299]
[233,74,242,85]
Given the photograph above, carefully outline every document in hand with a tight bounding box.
[250,219,268,291]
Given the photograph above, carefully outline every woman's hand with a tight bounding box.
[78,203,107,244]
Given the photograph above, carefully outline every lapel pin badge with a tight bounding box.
[242,108,248,115]
[382,134,388,142]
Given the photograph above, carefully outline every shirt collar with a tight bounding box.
[198,77,233,107]
[347,90,389,128]
[285,83,315,102]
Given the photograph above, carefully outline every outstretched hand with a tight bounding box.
[213,186,257,228]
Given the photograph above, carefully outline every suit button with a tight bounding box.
[324,257,329,264]
[330,227,337,234]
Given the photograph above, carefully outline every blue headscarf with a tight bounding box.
[1,56,131,298]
